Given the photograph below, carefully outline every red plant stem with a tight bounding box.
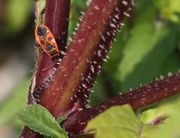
[45,0,70,47]
[21,127,43,138]
[63,73,180,133]
[41,0,133,117]
[29,0,70,104]
[21,0,70,137]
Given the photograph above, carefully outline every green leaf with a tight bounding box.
[117,22,156,82]
[85,105,142,138]
[116,3,178,91]
[155,0,180,22]
[115,5,157,91]
[4,0,32,35]
[139,95,180,138]
[120,24,177,91]
[85,102,180,138]
[19,104,68,138]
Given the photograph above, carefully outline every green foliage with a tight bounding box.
[85,105,141,138]
[0,0,180,137]
[19,104,68,138]
[86,101,180,138]
[118,23,178,91]
[139,95,180,138]
[155,0,180,22]
[100,0,180,92]
[3,0,32,36]
[89,0,180,136]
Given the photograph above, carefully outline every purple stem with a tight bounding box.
[63,73,180,134]
[21,0,70,137]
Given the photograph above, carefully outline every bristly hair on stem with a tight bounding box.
[22,0,134,137]
[29,0,70,104]
[21,0,180,137]
[40,0,134,118]
[21,0,70,137]
[63,73,180,134]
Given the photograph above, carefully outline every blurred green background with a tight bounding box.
[0,0,180,137]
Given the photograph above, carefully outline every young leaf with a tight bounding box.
[85,105,141,138]
[84,103,180,138]
[19,104,67,138]
[139,95,180,138]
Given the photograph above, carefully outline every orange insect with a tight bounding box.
[35,24,60,58]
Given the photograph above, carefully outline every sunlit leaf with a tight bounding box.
[85,105,142,138]
[139,96,180,138]
[19,104,68,138]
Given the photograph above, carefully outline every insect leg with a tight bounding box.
[54,56,62,63]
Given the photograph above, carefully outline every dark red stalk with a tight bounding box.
[40,0,134,117]
[21,0,70,137]
[21,127,42,138]
[63,73,180,133]
[29,0,70,104]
